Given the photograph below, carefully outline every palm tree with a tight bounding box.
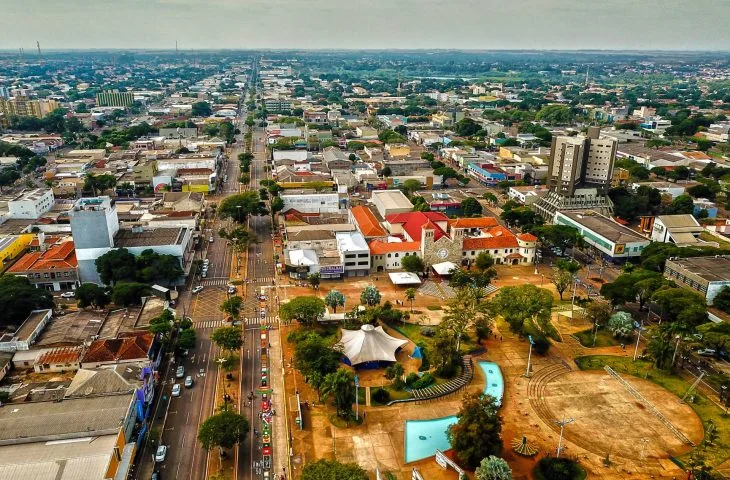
[320,369,356,419]
[405,288,416,312]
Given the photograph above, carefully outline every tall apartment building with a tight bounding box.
[0,96,60,118]
[96,91,134,107]
[534,127,617,221]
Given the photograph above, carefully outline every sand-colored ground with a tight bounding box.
[278,265,703,479]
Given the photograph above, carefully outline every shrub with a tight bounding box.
[420,327,436,337]
[533,457,586,480]
[405,372,420,387]
[417,343,430,371]
[411,372,435,389]
[372,387,390,404]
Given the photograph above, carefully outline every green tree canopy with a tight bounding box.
[75,283,110,309]
[490,284,553,334]
[652,286,707,327]
[218,191,266,222]
[476,456,513,480]
[324,290,346,313]
[360,285,382,307]
[711,286,730,314]
[461,197,483,216]
[280,296,326,325]
[401,254,425,273]
[448,392,503,469]
[211,326,243,352]
[191,101,212,117]
[321,368,356,419]
[300,460,368,480]
[111,282,150,306]
[178,328,196,350]
[220,296,243,320]
[290,331,342,385]
[533,225,581,256]
[607,311,634,338]
[0,275,53,327]
[197,410,250,452]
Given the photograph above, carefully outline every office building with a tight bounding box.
[96,91,134,107]
[534,127,617,220]
[664,256,730,305]
[0,96,59,118]
[7,188,55,219]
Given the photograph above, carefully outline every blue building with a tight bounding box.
[467,163,507,186]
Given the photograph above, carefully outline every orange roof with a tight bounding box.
[81,332,153,364]
[8,240,77,273]
[681,151,711,160]
[351,206,386,237]
[368,240,421,255]
[35,346,83,365]
[517,233,538,242]
[449,217,499,229]
[463,226,519,250]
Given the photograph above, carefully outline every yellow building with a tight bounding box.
[0,234,35,272]
[0,97,59,118]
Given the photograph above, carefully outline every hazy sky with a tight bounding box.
[3,0,730,51]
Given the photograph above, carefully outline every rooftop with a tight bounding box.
[351,205,387,237]
[35,346,83,366]
[35,311,106,348]
[665,256,730,283]
[81,332,153,364]
[371,190,414,210]
[369,239,421,254]
[8,239,77,273]
[336,232,368,252]
[561,211,648,244]
[114,226,187,247]
[0,394,132,445]
[65,364,144,398]
[2,310,51,344]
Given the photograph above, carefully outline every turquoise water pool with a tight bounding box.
[404,416,457,463]
[478,361,504,406]
[403,361,505,463]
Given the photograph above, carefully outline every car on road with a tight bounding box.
[60,291,76,299]
[209,236,214,243]
[154,445,168,462]
[697,348,716,357]
[260,308,266,318]
[151,470,161,480]
[192,286,204,294]
[176,366,185,378]
[184,376,193,388]
[171,384,181,397]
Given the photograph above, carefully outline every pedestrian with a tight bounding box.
[500,336,503,341]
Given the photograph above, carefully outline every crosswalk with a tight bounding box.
[200,276,275,287]
[194,317,278,329]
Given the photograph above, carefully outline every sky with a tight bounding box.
[3,0,730,51]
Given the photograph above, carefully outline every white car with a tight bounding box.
[192,286,204,294]
[228,285,237,294]
[172,383,181,397]
[155,445,168,462]
[60,292,75,299]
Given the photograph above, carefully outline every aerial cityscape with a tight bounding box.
[0,6,730,480]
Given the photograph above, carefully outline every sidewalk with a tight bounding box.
[268,328,290,480]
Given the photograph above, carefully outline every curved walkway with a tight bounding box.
[387,355,474,405]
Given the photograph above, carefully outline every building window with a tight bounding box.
[387,253,392,258]
[471,251,475,255]
[395,253,399,258]
[44,273,50,278]
[358,261,368,266]
[358,253,368,258]
[346,262,356,266]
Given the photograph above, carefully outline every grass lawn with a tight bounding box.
[700,231,730,250]
[575,355,730,469]
[573,328,621,348]
[384,320,479,353]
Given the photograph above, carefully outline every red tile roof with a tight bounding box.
[369,240,421,255]
[81,333,153,364]
[385,212,449,242]
[351,206,386,237]
[449,217,499,229]
[517,233,538,242]
[8,240,77,272]
[462,226,519,250]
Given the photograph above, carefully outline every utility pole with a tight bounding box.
[524,335,535,378]
[354,374,359,420]
[554,416,575,458]
[633,317,644,361]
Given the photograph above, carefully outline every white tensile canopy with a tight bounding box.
[388,272,421,285]
[432,261,458,276]
[338,324,408,365]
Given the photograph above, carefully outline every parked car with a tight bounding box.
[209,236,214,243]
[228,285,237,294]
[260,309,266,318]
[697,348,716,357]
[151,470,161,480]
[60,291,76,299]
[201,271,208,278]
[192,286,204,294]
[176,366,185,378]
[155,445,168,462]
[184,376,193,388]
[171,384,181,397]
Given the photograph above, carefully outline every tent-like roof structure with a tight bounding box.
[432,261,458,276]
[388,272,421,285]
[338,324,408,365]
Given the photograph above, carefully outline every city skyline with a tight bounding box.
[3,0,730,51]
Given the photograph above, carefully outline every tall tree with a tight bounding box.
[360,285,382,307]
[111,282,150,306]
[448,392,503,469]
[490,284,553,334]
[307,272,321,290]
[300,460,368,480]
[218,191,266,222]
[280,296,326,326]
[324,290,346,313]
[476,456,513,480]
[75,283,110,309]
[197,410,250,454]
[475,252,494,271]
[401,254,425,274]
[0,275,53,326]
[220,296,243,321]
[533,225,582,256]
[291,332,342,384]
[551,268,573,301]
[321,369,356,419]
[95,248,137,285]
[211,326,243,353]
[404,288,417,312]
[461,197,483,216]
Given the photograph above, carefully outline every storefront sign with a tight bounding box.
[319,265,344,274]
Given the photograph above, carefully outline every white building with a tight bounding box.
[554,210,650,261]
[8,189,54,219]
[280,191,341,214]
[0,309,52,352]
[336,232,370,277]
[370,190,413,219]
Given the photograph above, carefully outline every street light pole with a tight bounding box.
[554,416,575,458]
[524,335,534,378]
[633,317,644,361]
[671,335,681,366]
[354,375,359,421]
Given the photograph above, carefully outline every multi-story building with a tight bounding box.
[336,232,370,277]
[0,309,52,352]
[553,210,649,261]
[0,233,35,272]
[96,91,134,107]
[664,256,730,305]
[7,238,79,291]
[534,127,617,220]
[7,188,54,219]
[280,190,342,214]
[0,96,59,118]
